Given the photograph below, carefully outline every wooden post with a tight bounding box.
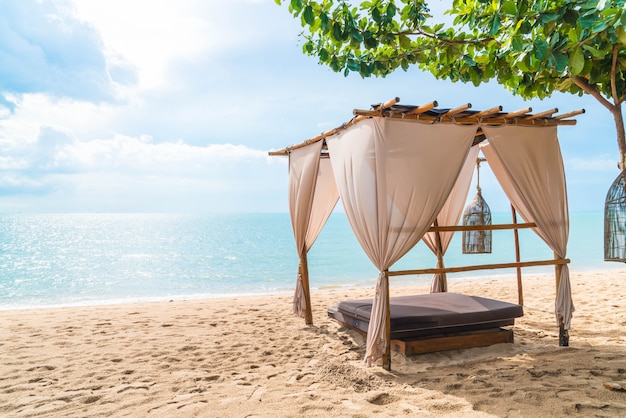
[300,253,313,326]
[554,251,569,346]
[511,206,523,305]
[381,270,392,371]
[433,219,447,292]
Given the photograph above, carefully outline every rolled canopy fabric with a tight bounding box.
[481,125,574,329]
[423,145,480,293]
[288,142,339,318]
[326,118,477,365]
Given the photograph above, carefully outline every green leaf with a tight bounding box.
[516,52,529,72]
[591,19,611,33]
[569,47,585,75]
[372,6,381,22]
[303,5,315,25]
[518,19,532,34]
[289,0,303,13]
[490,15,501,36]
[582,44,607,59]
[563,9,579,25]
[364,31,378,49]
[332,22,343,41]
[533,38,549,60]
[319,48,329,62]
[553,52,569,72]
[347,58,360,72]
[386,2,396,19]
[320,12,328,30]
[360,61,372,76]
[501,1,517,16]
[463,55,476,66]
[399,34,411,49]
[539,12,560,23]
[579,14,597,29]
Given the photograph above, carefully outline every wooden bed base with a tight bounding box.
[328,302,516,356]
[390,327,513,355]
[333,316,513,355]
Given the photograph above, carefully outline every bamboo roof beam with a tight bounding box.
[501,107,532,119]
[524,108,558,120]
[555,109,586,120]
[443,103,472,117]
[473,106,503,118]
[375,97,400,111]
[406,100,438,115]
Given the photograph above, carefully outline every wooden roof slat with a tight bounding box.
[376,97,400,110]
[555,109,586,120]
[353,109,386,117]
[443,103,472,117]
[473,106,503,118]
[502,107,532,119]
[524,108,558,120]
[407,100,438,115]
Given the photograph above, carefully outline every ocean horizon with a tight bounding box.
[0,211,622,310]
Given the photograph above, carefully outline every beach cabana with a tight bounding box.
[269,98,583,370]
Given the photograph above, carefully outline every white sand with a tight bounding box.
[2,270,626,417]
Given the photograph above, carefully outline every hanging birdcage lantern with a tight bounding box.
[604,169,626,262]
[463,158,492,254]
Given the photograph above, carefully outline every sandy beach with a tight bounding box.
[2,270,626,417]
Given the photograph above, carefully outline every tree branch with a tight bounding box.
[611,44,622,106]
[571,76,615,112]
[400,28,493,46]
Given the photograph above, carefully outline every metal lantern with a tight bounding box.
[605,169,626,262]
[462,159,492,254]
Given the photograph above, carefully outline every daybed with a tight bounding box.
[328,292,523,355]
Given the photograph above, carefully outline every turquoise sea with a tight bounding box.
[0,211,621,309]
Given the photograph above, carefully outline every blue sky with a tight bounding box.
[0,0,618,213]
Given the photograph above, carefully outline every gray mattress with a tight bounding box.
[330,292,523,339]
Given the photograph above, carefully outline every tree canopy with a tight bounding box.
[277,0,626,167]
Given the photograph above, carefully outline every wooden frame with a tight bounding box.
[386,213,569,308]
[331,312,514,356]
[375,216,570,368]
[391,328,514,356]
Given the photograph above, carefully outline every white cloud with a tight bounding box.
[56,134,268,174]
[71,0,225,90]
[0,0,117,102]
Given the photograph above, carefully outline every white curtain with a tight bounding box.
[327,118,477,365]
[305,158,339,249]
[289,143,339,318]
[481,125,574,329]
[422,145,480,292]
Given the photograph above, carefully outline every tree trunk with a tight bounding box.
[611,104,626,170]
